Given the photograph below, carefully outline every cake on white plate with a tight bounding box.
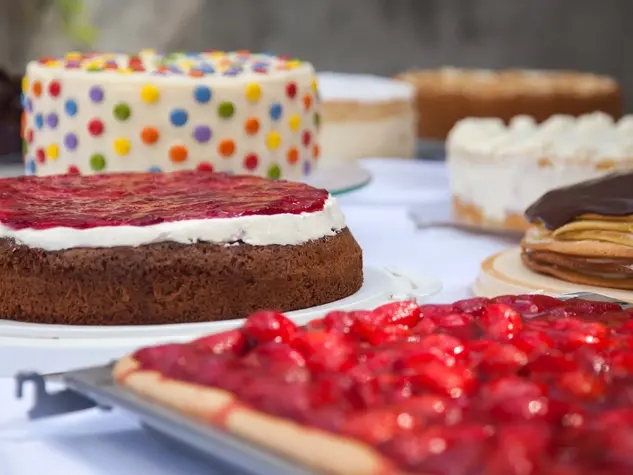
[21,50,320,180]
[317,72,416,163]
[447,112,633,231]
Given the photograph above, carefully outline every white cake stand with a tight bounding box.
[0,266,441,376]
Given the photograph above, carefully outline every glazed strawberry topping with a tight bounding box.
[0,171,328,230]
[133,296,633,474]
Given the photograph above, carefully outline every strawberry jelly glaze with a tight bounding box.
[131,296,633,475]
[0,171,328,230]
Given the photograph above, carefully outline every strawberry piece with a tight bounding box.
[342,409,412,445]
[291,331,356,372]
[484,423,553,475]
[480,303,523,340]
[512,330,554,356]
[192,329,247,355]
[372,300,421,327]
[322,310,356,334]
[409,360,477,399]
[477,342,529,376]
[394,394,463,426]
[558,371,606,401]
[453,297,490,317]
[419,304,459,322]
[242,310,298,344]
[564,298,622,316]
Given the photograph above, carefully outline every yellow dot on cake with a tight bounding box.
[46,144,59,160]
[114,138,131,156]
[245,83,262,102]
[140,84,160,103]
[289,114,301,131]
[267,132,281,150]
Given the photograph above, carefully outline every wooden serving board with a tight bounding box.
[474,247,633,303]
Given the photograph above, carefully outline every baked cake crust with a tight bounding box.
[113,355,410,475]
[0,228,363,325]
[397,68,622,140]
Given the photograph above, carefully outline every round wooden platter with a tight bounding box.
[474,247,633,303]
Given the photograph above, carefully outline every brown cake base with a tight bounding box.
[0,228,363,326]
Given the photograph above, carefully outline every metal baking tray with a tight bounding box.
[14,291,631,475]
[16,364,315,475]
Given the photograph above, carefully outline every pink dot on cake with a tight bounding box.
[22,51,321,179]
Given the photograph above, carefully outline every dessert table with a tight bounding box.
[0,158,514,475]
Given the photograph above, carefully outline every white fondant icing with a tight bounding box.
[22,52,321,180]
[0,196,346,251]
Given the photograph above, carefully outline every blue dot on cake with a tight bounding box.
[194,85,212,103]
[170,108,188,127]
[65,99,78,117]
[270,103,282,120]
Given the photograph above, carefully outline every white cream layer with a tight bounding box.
[1,196,346,251]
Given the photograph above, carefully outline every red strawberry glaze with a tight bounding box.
[131,295,633,474]
[0,170,328,230]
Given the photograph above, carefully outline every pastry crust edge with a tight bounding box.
[113,356,413,475]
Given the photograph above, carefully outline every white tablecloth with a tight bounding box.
[0,158,513,475]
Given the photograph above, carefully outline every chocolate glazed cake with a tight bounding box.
[522,172,633,289]
[0,171,363,325]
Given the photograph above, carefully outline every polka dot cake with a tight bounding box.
[21,50,321,179]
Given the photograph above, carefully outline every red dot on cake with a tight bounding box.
[302,130,312,146]
[196,162,214,172]
[286,82,297,99]
[26,129,33,144]
[88,119,104,136]
[244,153,259,170]
[67,165,80,175]
[36,148,45,164]
[49,80,61,97]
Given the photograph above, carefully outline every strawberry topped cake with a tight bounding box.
[21,50,320,179]
[116,294,633,474]
[0,170,362,325]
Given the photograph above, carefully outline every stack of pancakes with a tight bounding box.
[522,218,633,290]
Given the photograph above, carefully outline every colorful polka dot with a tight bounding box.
[196,162,214,172]
[169,145,188,163]
[21,77,29,93]
[25,128,33,144]
[287,147,299,165]
[90,153,106,171]
[26,159,36,175]
[67,165,80,175]
[303,95,312,110]
[35,114,43,129]
[286,82,297,99]
[48,80,61,97]
[302,130,312,146]
[141,84,160,103]
[89,85,104,103]
[24,97,32,113]
[269,103,282,120]
[244,153,258,171]
[47,113,58,129]
[170,109,188,126]
[218,139,235,157]
[141,127,159,144]
[193,125,211,143]
[303,161,312,175]
[88,119,104,136]
[244,118,259,135]
[65,99,78,116]
[46,144,59,160]
[36,148,45,164]
[113,138,131,155]
[267,164,281,179]
[64,133,78,150]
[148,166,162,172]
[113,103,131,121]
[194,85,212,103]
[218,101,235,118]
[32,81,42,98]
[289,114,300,131]
[311,78,318,94]
[313,144,320,159]
[314,112,320,128]
[245,83,262,102]
[22,139,27,155]
[266,132,281,150]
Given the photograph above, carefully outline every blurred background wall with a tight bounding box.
[1,0,631,108]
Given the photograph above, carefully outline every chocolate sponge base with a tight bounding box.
[0,228,363,325]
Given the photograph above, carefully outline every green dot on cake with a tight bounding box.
[113,103,131,121]
[90,153,106,171]
[267,164,281,180]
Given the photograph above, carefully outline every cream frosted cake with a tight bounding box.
[317,72,416,162]
[21,51,321,179]
[447,112,633,231]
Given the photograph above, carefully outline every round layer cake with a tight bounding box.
[447,112,633,232]
[397,68,622,141]
[317,72,416,162]
[0,171,363,325]
[21,51,321,179]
